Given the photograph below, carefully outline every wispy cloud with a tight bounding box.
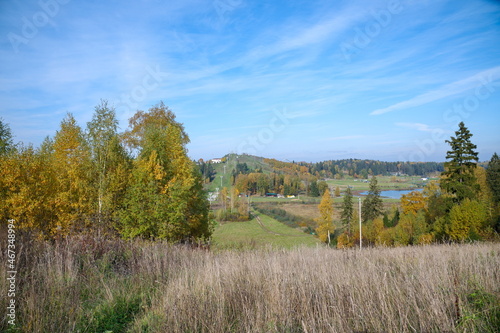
[324,135,365,141]
[395,122,432,132]
[370,66,500,115]
[1,0,499,162]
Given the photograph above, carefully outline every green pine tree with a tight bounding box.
[361,176,383,222]
[441,122,479,202]
[0,118,14,155]
[340,186,354,232]
[309,180,320,197]
[486,152,500,203]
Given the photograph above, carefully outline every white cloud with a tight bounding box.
[370,66,500,115]
[395,122,432,132]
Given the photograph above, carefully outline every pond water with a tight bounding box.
[359,188,423,199]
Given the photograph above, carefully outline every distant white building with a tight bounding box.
[421,177,428,181]
[211,158,223,163]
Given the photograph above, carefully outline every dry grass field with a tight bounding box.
[1,233,499,332]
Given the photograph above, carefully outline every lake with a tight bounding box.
[359,188,423,199]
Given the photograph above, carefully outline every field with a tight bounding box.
[2,233,499,332]
[326,175,432,193]
[211,212,320,249]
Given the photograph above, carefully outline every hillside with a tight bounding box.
[211,211,320,250]
[199,153,440,195]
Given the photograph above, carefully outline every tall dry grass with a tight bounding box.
[1,231,499,332]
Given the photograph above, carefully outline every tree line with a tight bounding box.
[304,159,445,178]
[0,101,211,242]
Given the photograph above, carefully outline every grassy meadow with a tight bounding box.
[211,212,320,250]
[326,175,431,193]
[1,232,499,333]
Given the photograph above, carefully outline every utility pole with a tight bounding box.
[359,197,362,249]
[220,175,223,188]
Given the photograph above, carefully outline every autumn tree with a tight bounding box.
[361,176,383,222]
[315,188,335,243]
[393,211,430,246]
[364,217,384,246]
[0,143,58,236]
[0,119,15,222]
[318,180,329,196]
[118,150,168,239]
[334,186,341,197]
[86,101,130,230]
[446,199,489,241]
[441,122,479,203]
[400,190,426,215]
[52,113,93,235]
[119,104,211,242]
[122,101,188,153]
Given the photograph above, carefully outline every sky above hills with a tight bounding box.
[1,0,499,162]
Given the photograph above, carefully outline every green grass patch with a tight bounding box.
[211,213,320,250]
[76,293,144,333]
[326,175,427,192]
[250,196,321,204]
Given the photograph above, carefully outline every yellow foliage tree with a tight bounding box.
[365,217,384,246]
[119,112,211,242]
[400,190,427,215]
[393,211,430,246]
[447,198,489,241]
[315,189,335,243]
[0,143,58,236]
[52,114,93,235]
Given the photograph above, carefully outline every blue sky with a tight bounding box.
[1,0,499,162]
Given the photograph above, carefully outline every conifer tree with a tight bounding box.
[0,118,14,155]
[309,180,320,197]
[340,187,354,231]
[361,176,383,222]
[441,122,479,202]
[486,152,500,203]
